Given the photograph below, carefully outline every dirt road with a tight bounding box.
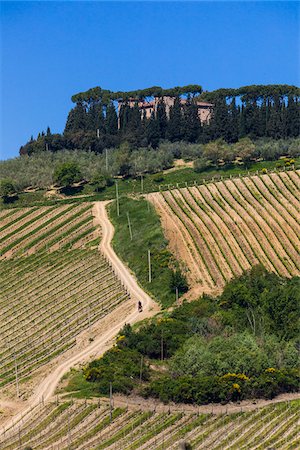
[1,201,158,435]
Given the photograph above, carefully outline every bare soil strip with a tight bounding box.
[148,192,215,298]
[173,188,233,281]
[224,179,290,276]
[197,184,256,268]
[242,177,300,267]
[185,187,246,274]
[164,190,224,287]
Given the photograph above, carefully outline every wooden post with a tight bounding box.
[176,287,179,304]
[97,128,100,138]
[127,212,133,241]
[148,250,151,283]
[141,174,144,193]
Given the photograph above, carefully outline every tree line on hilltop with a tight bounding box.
[20,84,300,156]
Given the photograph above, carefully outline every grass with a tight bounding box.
[1,157,299,209]
[58,369,102,399]
[108,197,176,308]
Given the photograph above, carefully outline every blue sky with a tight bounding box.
[1,1,299,160]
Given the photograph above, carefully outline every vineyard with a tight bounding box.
[0,202,99,258]
[149,169,300,297]
[1,398,298,449]
[0,203,130,388]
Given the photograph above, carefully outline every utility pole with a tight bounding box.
[97,128,100,138]
[141,174,144,193]
[148,250,151,283]
[161,329,164,361]
[14,355,19,398]
[116,182,120,217]
[127,212,133,241]
[176,287,179,304]
[109,382,113,422]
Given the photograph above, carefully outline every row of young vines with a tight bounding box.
[149,170,300,297]
[1,398,298,449]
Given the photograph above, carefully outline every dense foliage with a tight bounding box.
[83,268,300,404]
[1,138,299,192]
[19,84,299,156]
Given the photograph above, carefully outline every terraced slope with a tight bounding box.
[0,203,130,387]
[0,202,98,258]
[149,170,300,297]
[1,399,298,449]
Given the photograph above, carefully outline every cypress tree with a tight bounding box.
[238,103,247,138]
[227,97,239,142]
[156,99,167,139]
[87,102,105,132]
[105,102,118,135]
[258,98,267,137]
[209,96,230,141]
[166,97,183,141]
[146,112,160,148]
[183,99,201,143]
[64,102,87,133]
[286,95,300,137]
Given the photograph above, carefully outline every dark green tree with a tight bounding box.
[105,102,118,135]
[183,99,201,143]
[156,100,167,139]
[54,162,82,187]
[286,95,300,137]
[166,97,183,141]
[146,112,160,148]
[64,102,87,133]
[0,179,16,203]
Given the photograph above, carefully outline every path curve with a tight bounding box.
[1,201,158,435]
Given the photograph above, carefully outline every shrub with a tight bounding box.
[194,157,211,173]
[152,172,164,183]
[54,162,82,187]
[170,270,188,294]
[0,179,16,203]
[90,173,107,192]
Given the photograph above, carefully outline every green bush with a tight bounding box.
[83,347,149,395]
[152,172,164,183]
[54,162,82,187]
[170,270,188,294]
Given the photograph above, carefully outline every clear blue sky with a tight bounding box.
[1,1,299,160]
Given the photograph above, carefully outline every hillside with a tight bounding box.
[0,203,131,390]
[148,169,300,298]
[1,397,299,449]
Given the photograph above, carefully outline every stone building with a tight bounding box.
[117,96,213,127]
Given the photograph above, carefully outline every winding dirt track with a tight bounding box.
[1,201,158,435]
